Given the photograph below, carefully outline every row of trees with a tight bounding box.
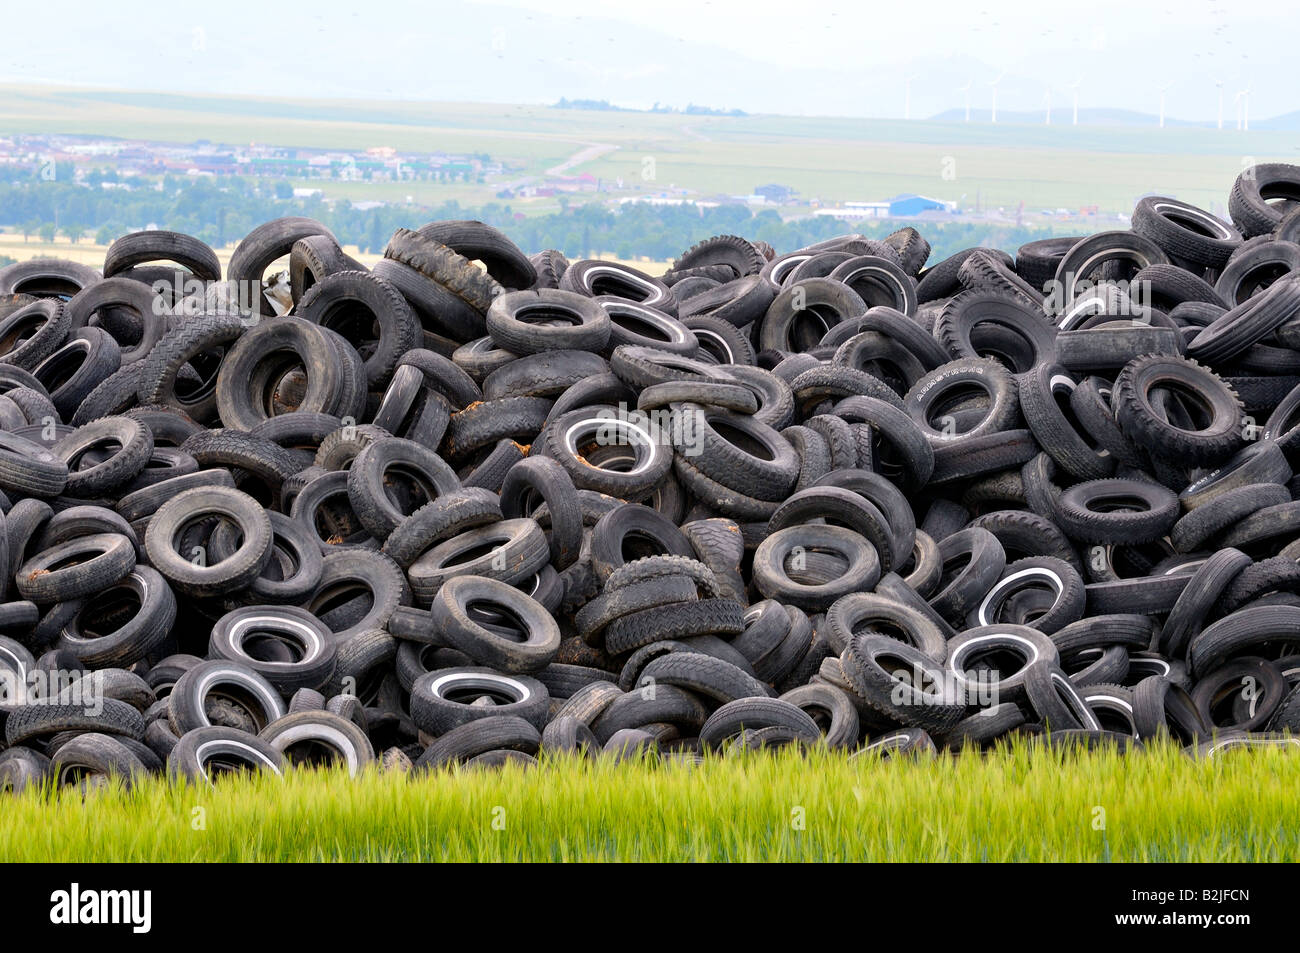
[0,170,1087,266]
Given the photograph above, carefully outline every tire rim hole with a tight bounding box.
[709,419,775,461]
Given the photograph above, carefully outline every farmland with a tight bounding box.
[3,743,1296,863]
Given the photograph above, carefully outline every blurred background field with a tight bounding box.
[0,84,1291,268]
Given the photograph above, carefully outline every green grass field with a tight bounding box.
[3,84,1297,215]
[3,742,1296,862]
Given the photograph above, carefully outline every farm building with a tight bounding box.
[814,193,957,220]
[814,201,890,219]
[755,183,797,203]
[886,193,955,216]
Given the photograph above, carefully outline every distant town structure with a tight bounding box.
[754,183,797,204]
[0,134,503,188]
[815,193,957,219]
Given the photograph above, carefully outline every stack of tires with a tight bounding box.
[2,167,1300,789]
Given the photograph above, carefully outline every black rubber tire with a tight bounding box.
[105,230,221,283]
[1187,603,1300,678]
[288,234,354,305]
[295,270,422,389]
[407,518,548,602]
[1014,237,1083,294]
[16,532,135,603]
[670,235,767,280]
[1131,674,1208,744]
[824,592,948,661]
[968,509,1081,573]
[64,276,167,366]
[927,527,1006,625]
[415,714,541,770]
[1191,657,1285,732]
[1132,196,1242,270]
[417,220,535,290]
[829,255,917,315]
[935,291,1057,373]
[381,487,502,569]
[1181,441,1292,513]
[215,318,362,430]
[1055,478,1179,545]
[1024,660,1102,731]
[5,697,145,747]
[228,217,336,317]
[904,356,1020,446]
[371,258,489,344]
[538,404,671,499]
[384,227,507,317]
[1229,163,1300,238]
[967,556,1085,634]
[1016,362,1112,480]
[143,486,272,597]
[51,414,153,497]
[759,278,866,353]
[1111,355,1244,467]
[752,524,882,612]
[166,659,287,735]
[699,697,821,750]
[958,249,1045,309]
[209,606,337,693]
[409,667,549,734]
[167,725,284,785]
[433,574,560,674]
[840,633,963,733]
[54,564,175,668]
[346,437,461,540]
[33,327,121,420]
[445,396,551,458]
[945,623,1060,702]
[304,549,408,643]
[559,260,675,316]
[483,349,610,401]
[69,361,143,423]
[0,299,71,372]
[499,456,582,569]
[1051,231,1170,306]
[259,710,375,775]
[603,598,744,655]
[636,651,771,703]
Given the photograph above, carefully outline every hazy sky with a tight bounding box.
[0,0,1287,120]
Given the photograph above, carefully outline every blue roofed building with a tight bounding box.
[887,193,955,216]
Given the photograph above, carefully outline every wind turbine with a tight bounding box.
[1158,82,1172,128]
[957,78,973,122]
[1044,86,1052,125]
[1235,87,1250,131]
[904,75,918,120]
[989,73,1005,124]
[1068,79,1080,125]
[1215,80,1224,130]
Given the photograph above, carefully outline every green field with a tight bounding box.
[4,742,1296,862]
[2,84,1296,216]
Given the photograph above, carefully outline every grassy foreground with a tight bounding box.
[2,741,1296,862]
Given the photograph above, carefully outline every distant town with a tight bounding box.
[0,133,1121,230]
[0,133,501,193]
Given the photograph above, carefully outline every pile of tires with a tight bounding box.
[3,168,1300,789]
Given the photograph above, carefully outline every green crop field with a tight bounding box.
[3,84,1297,216]
[3,741,1296,863]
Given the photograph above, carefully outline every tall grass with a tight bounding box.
[2,741,1295,862]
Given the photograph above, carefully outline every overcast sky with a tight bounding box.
[0,0,1287,121]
